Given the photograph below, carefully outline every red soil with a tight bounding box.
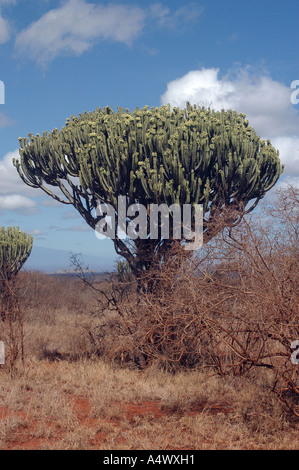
[1,393,233,450]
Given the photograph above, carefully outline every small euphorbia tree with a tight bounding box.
[0,226,33,284]
[13,103,283,277]
[0,226,33,321]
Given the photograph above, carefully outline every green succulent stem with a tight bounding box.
[13,103,283,275]
[0,226,33,284]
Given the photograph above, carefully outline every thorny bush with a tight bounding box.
[81,186,299,416]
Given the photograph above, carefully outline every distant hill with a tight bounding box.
[25,245,116,274]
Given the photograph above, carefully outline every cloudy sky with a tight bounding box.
[0,0,298,272]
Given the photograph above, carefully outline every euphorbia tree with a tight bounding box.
[13,103,283,276]
[0,226,33,284]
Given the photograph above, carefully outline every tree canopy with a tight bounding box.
[0,226,33,283]
[13,103,283,275]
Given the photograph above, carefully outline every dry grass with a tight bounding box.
[0,270,297,450]
[0,186,298,450]
[0,355,298,450]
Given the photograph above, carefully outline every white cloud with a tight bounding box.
[27,228,43,236]
[27,228,46,239]
[0,149,86,213]
[0,0,16,44]
[15,0,146,67]
[161,67,299,136]
[0,149,45,214]
[14,1,203,67]
[0,149,38,196]
[271,136,299,177]
[149,2,203,29]
[149,3,170,26]
[161,68,235,111]
[161,67,299,181]
[228,70,299,137]
[0,194,37,213]
[0,12,10,44]
[276,176,299,191]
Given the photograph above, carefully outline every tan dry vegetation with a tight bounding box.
[0,186,298,450]
[0,357,298,450]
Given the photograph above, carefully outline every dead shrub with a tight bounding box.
[86,186,299,416]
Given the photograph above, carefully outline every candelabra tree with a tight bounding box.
[0,226,33,324]
[0,226,33,284]
[13,103,283,277]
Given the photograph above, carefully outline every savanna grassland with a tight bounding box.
[0,187,298,450]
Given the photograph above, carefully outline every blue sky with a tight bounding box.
[0,0,298,272]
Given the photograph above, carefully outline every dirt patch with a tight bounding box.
[120,401,164,420]
[1,393,233,450]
